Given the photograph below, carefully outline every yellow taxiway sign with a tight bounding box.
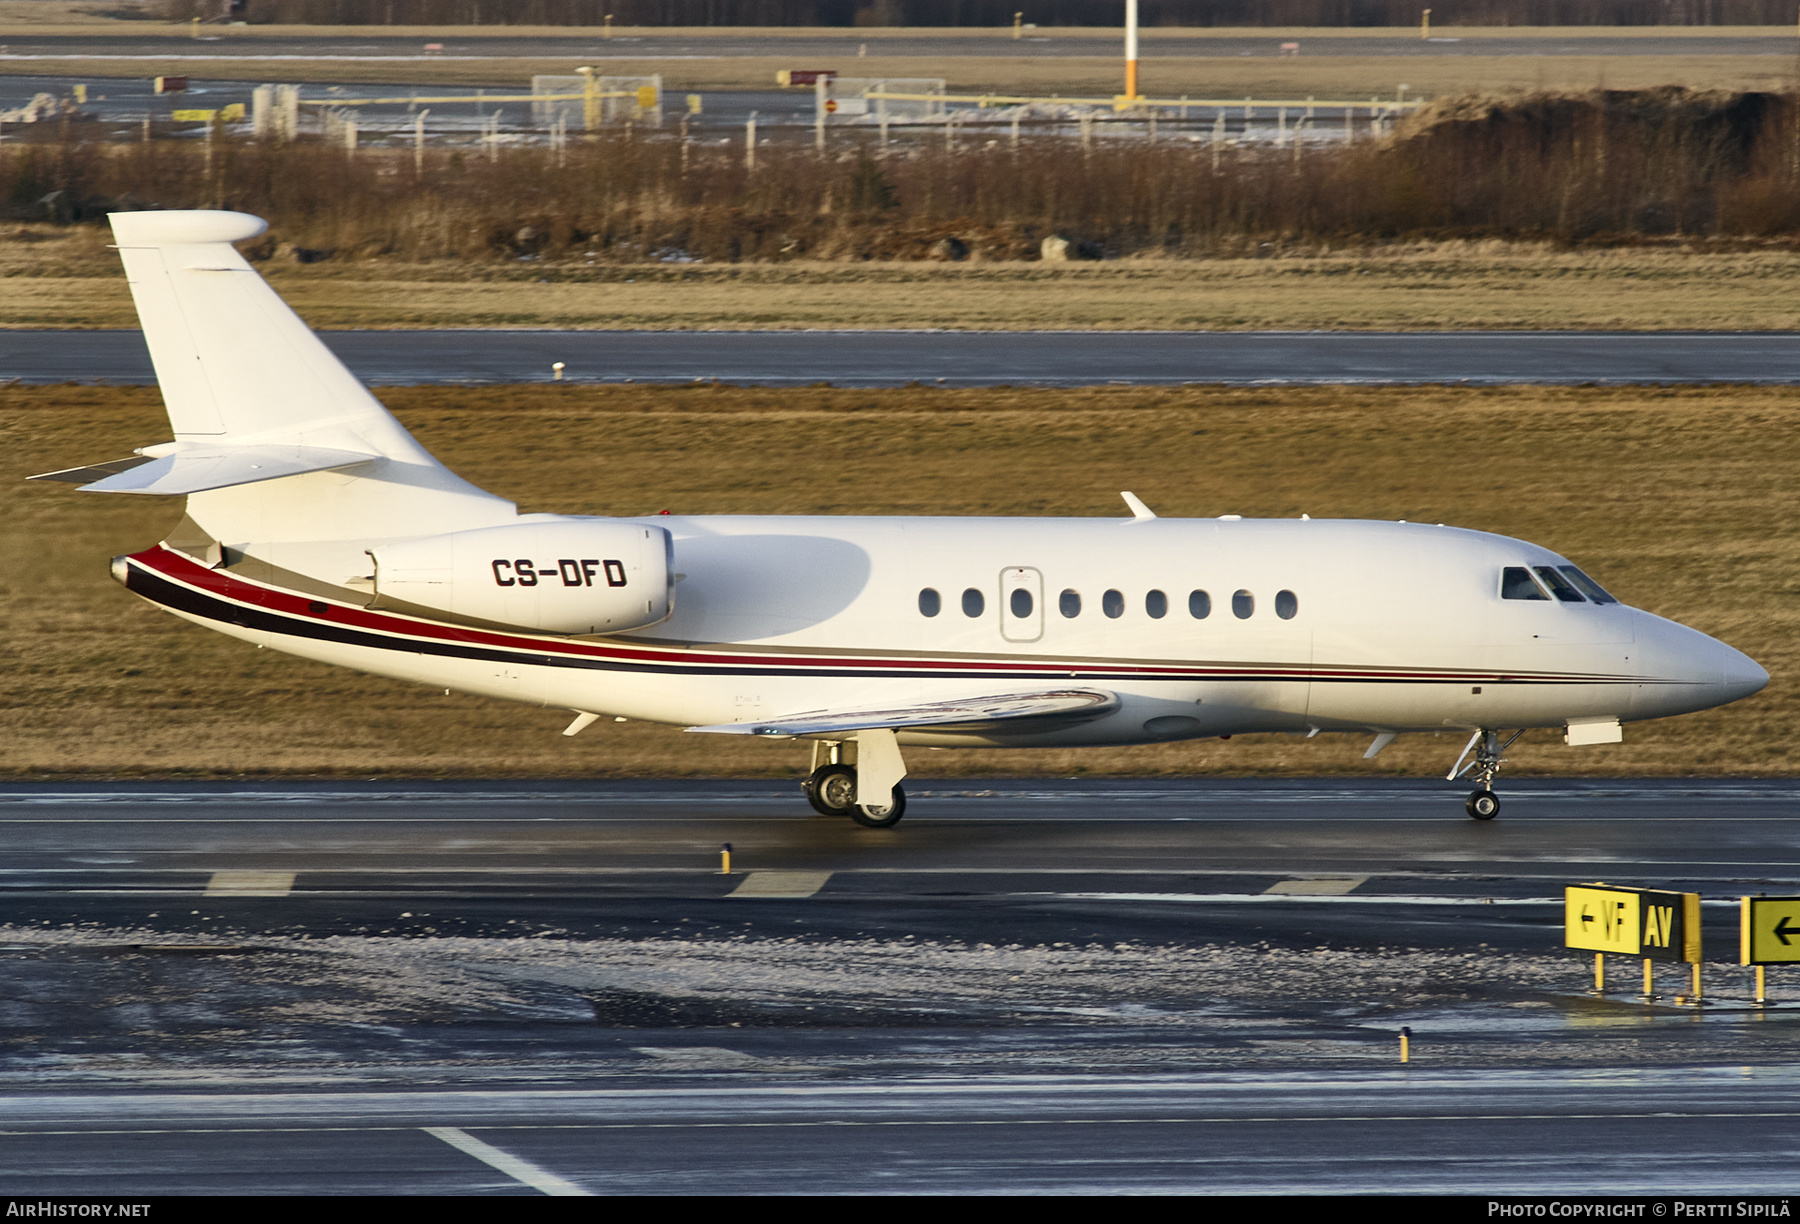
[1741,896,1800,964]
[1566,886,1700,962]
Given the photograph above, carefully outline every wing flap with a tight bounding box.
[686,688,1118,738]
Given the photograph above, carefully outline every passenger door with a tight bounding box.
[1000,566,1044,642]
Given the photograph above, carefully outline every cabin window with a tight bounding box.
[1189,590,1212,619]
[1232,590,1255,619]
[1010,587,1034,618]
[1560,566,1619,604]
[1275,589,1298,620]
[1145,589,1168,619]
[918,588,941,617]
[1501,567,1549,600]
[1102,589,1125,619]
[1533,566,1587,603]
[1059,589,1082,618]
[962,587,985,617]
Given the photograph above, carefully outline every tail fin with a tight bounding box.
[95,210,513,542]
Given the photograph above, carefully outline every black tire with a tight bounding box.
[849,784,906,829]
[804,764,857,816]
[1466,789,1500,821]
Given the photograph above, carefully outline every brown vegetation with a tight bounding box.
[13,230,1800,331]
[8,89,1800,264]
[4,381,1793,779]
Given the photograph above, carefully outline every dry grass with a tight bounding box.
[3,381,1794,779]
[10,227,1800,329]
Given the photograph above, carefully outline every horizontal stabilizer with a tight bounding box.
[686,688,1118,738]
[52,445,377,496]
[27,456,155,485]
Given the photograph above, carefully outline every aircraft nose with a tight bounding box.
[1719,641,1770,703]
[1630,615,1767,719]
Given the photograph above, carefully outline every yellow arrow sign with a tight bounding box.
[1566,886,1639,953]
[1741,897,1800,964]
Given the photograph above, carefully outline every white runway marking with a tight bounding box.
[730,871,833,898]
[203,870,295,897]
[423,1126,592,1197]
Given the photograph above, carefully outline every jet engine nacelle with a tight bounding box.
[370,520,672,634]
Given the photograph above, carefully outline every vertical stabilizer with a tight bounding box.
[107,210,514,542]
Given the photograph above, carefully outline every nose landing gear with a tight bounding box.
[1448,728,1523,821]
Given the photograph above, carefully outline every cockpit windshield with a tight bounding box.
[1558,566,1619,604]
[1501,567,1549,600]
[1533,566,1587,603]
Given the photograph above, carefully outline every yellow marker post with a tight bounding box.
[719,843,732,875]
[1014,11,1023,39]
[1421,8,1431,39]
[577,66,600,133]
[1399,1026,1411,1063]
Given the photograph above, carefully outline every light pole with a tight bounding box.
[1124,0,1139,100]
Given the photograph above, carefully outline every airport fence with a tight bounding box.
[5,87,1800,261]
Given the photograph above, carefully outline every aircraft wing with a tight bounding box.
[686,688,1118,738]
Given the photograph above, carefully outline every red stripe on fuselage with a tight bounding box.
[128,545,1638,686]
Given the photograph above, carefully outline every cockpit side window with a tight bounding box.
[1533,565,1587,603]
[1501,567,1549,600]
[1559,566,1618,605]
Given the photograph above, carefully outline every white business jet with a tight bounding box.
[33,211,1768,826]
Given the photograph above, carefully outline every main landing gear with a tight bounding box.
[803,763,906,828]
[802,740,907,829]
[1448,728,1524,821]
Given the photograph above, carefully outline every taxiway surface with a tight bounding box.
[12,328,1800,386]
[4,29,1796,63]
[0,778,1797,1192]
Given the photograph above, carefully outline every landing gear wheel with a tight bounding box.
[803,764,857,816]
[849,784,906,830]
[1466,789,1501,821]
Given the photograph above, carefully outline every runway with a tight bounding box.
[2,1069,1798,1195]
[1,778,1800,1192]
[11,329,1800,386]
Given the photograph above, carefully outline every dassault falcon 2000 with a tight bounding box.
[33,211,1767,826]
